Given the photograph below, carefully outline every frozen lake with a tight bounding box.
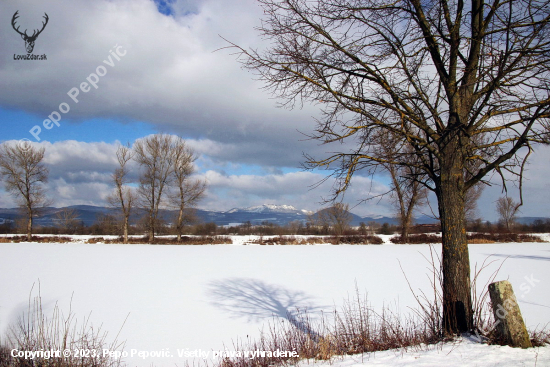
[1,237,549,366]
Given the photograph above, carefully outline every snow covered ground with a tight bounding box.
[0,236,549,366]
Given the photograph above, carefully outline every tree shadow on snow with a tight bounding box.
[206,278,326,340]
[484,253,550,261]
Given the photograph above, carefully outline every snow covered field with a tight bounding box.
[0,236,549,366]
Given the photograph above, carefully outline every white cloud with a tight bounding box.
[0,0,321,169]
[0,1,548,220]
[1,136,547,219]
[198,170,393,216]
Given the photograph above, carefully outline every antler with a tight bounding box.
[11,10,26,37]
[11,11,49,39]
[35,13,48,37]
[29,13,49,39]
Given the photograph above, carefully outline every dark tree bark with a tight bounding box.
[436,137,473,332]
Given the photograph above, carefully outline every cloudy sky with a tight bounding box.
[0,0,548,220]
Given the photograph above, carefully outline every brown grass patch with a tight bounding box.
[98,235,233,245]
[0,235,74,243]
[392,232,546,244]
[252,235,383,245]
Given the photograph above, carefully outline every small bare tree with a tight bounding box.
[318,203,352,236]
[496,196,520,232]
[464,183,485,222]
[0,141,49,241]
[94,213,118,235]
[385,159,428,242]
[376,135,427,242]
[108,144,136,243]
[171,141,206,241]
[55,208,80,234]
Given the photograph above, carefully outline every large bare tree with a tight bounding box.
[170,141,206,241]
[233,0,550,334]
[108,144,136,243]
[0,141,49,241]
[134,134,178,242]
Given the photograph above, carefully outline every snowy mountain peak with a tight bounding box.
[226,204,301,214]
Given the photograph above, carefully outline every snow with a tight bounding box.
[226,204,300,213]
[303,337,550,367]
[0,236,549,367]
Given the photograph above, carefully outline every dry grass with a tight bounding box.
[88,235,233,245]
[468,238,496,244]
[392,232,547,244]
[468,233,545,243]
[529,327,550,347]
[199,290,442,367]
[0,235,74,243]
[253,235,326,245]
[391,234,441,244]
[251,235,383,245]
[0,284,126,367]
[328,235,384,245]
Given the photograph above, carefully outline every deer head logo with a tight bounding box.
[12,11,49,54]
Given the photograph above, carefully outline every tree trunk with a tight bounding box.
[148,225,154,242]
[437,145,473,334]
[26,213,32,242]
[148,213,155,243]
[177,207,184,242]
[123,215,129,244]
[401,209,413,242]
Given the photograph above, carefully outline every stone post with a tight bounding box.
[488,280,532,348]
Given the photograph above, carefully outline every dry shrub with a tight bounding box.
[254,236,327,245]
[101,235,232,245]
[6,236,74,243]
[391,234,441,244]
[252,235,383,245]
[468,238,496,244]
[205,289,442,367]
[328,235,383,245]
[468,233,545,243]
[0,285,126,367]
[529,327,550,347]
[393,232,546,244]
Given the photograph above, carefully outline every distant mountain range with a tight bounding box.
[0,204,547,227]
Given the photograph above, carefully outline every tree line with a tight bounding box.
[0,134,206,242]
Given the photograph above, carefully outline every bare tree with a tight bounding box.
[233,0,550,333]
[388,164,427,242]
[378,137,427,241]
[108,144,136,243]
[94,213,118,235]
[464,183,484,222]
[55,208,80,234]
[0,141,49,241]
[496,196,520,232]
[133,134,179,242]
[170,140,207,241]
[318,203,352,236]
